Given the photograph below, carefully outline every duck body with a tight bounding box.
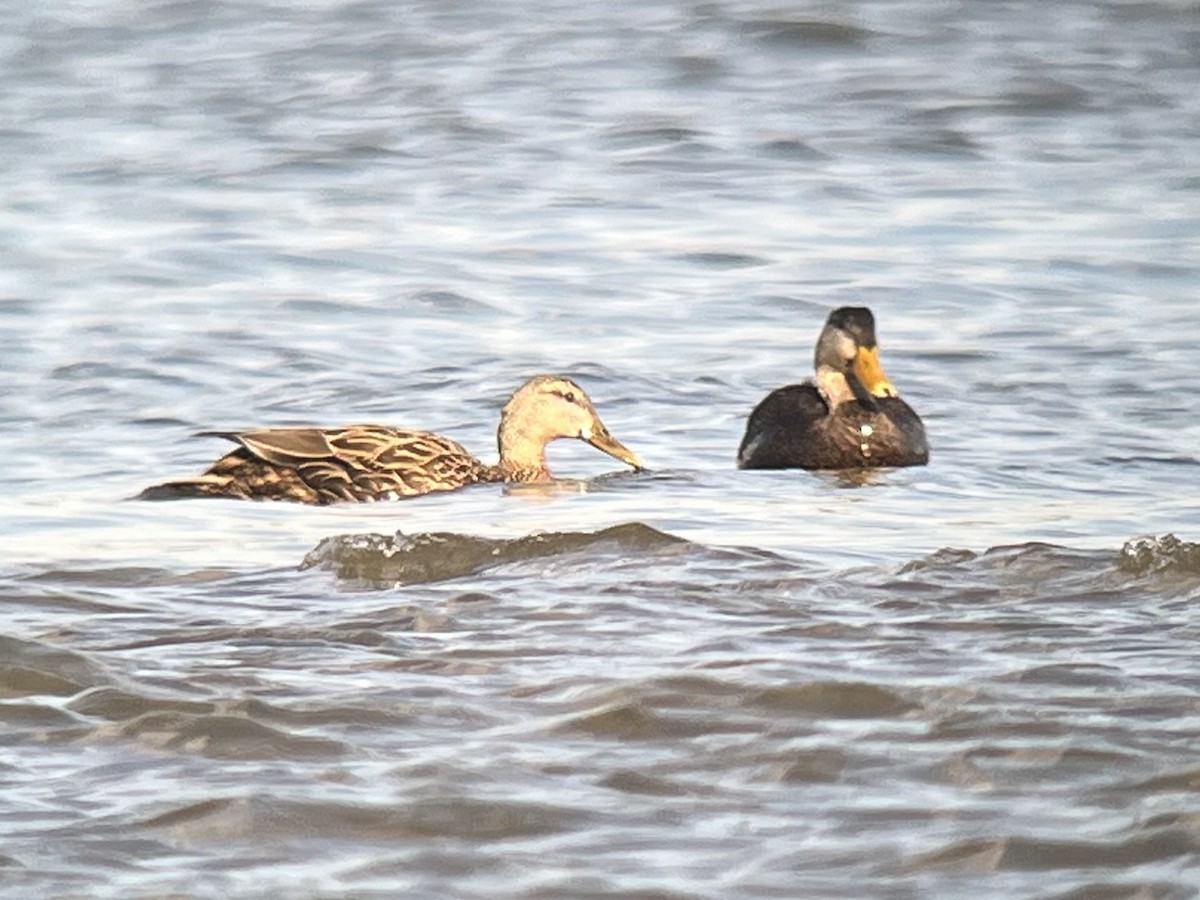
[737,383,928,470]
[138,426,498,503]
[138,375,642,504]
[737,306,929,471]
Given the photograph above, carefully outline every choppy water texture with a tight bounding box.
[3,1,1200,897]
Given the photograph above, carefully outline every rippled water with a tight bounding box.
[4,1,1200,897]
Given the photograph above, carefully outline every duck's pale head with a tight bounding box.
[497,375,642,480]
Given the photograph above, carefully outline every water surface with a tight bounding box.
[3,1,1200,897]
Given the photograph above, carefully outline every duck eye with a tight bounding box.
[564,391,575,403]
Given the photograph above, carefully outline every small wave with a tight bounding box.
[0,635,115,697]
[756,137,827,160]
[551,676,924,745]
[19,565,232,589]
[67,686,215,720]
[407,289,499,314]
[894,541,1112,599]
[900,828,1198,873]
[141,795,585,844]
[1116,534,1200,576]
[301,522,695,587]
[886,535,1200,610]
[745,18,876,49]
[673,251,769,269]
[0,702,77,729]
[554,699,720,740]
[898,536,1200,586]
[599,769,697,797]
[1001,76,1093,114]
[750,681,919,718]
[603,119,707,149]
[100,710,348,760]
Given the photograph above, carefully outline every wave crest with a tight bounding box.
[301,522,694,586]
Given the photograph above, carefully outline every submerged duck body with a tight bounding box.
[139,375,642,503]
[737,306,928,470]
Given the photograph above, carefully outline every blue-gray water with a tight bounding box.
[3,1,1200,897]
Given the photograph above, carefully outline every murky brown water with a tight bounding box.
[3,1,1200,897]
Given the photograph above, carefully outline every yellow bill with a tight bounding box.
[852,346,897,398]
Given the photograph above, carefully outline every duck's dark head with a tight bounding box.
[813,306,898,410]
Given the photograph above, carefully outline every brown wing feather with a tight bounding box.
[208,428,338,465]
[310,426,497,500]
[140,425,500,503]
[137,447,323,502]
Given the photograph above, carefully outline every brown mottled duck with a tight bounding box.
[737,306,928,470]
[139,375,643,503]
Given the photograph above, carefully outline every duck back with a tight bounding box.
[737,383,928,470]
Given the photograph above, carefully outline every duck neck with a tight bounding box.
[497,414,553,482]
[815,366,857,410]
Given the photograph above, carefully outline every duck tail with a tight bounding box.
[133,477,236,501]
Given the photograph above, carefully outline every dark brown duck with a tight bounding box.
[139,375,642,503]
[737,306,928,470]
